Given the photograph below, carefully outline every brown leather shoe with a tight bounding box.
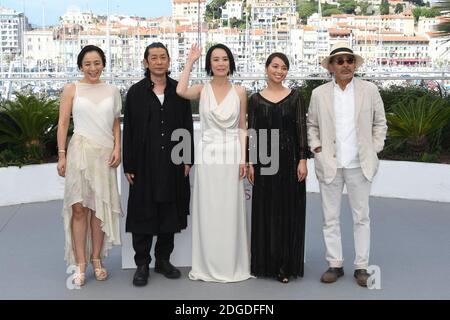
[354,269,370,287]
[320,267,344,283]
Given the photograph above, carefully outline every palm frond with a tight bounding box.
[0,94,59,162]
[387,96,450,153]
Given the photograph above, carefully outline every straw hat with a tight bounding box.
[321,42,364,71]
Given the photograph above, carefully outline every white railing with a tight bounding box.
[1,72,449,101]
[1,70,450,81]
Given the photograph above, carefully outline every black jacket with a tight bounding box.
[123,76,194,234]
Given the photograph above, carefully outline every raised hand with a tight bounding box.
[187,43,202,64]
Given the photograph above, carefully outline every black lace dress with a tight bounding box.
[248,89,310,279]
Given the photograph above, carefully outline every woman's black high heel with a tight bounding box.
[277,269,289,283]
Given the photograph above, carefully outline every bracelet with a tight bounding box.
[58,150,66,154]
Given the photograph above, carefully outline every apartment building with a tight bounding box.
[426,32,450,66]
[222,0,244,21]
[0,7,28,57]
[60,8,96,25]
[23,29,58,70]
[354,35,430,66]
[172,0,206,26]
[309,13,415,36]
[418,16,448,35]
[250,0,296,29]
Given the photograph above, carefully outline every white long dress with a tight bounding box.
[62,82,122,266]
[189,82,252,283]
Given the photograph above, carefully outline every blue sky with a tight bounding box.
[0,0,173,27]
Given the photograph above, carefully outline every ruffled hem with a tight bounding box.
[62,134,122,266]
[63,200,121,266]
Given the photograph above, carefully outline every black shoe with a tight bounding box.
[133,265,149,287]
[154,260,181,279]
[354,269,370,287]
[276,268,290,284]
[320,267,344,283]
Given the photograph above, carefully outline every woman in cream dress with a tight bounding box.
[176,43,252,283]
[57,45,122,286]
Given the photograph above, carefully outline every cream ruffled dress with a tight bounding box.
[62,82,123,265]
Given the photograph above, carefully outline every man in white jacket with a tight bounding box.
[307,42,387,287]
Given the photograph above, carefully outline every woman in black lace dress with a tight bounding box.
[247,52,310,283]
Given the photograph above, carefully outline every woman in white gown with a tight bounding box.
[176,43,252,282]
[57,45,122,286]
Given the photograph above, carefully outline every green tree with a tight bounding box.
[323,8,342,16]
[205,0,228,22]
[296,0,317,24]
[229,17,246,28]
[338,0,357,14]
[380,0,390,15]
[380,85,441,113]
[297,80,329,111]
[394,3,404,14]
[423,8,441,18]
[358,1,371,15]
[323,3,339,11]
[413,7,442,23]
[322,2,342,16]
[412,7,423,22]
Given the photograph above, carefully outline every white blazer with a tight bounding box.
[307,78,388,184]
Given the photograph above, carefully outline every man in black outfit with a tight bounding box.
[123,42,194,286]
